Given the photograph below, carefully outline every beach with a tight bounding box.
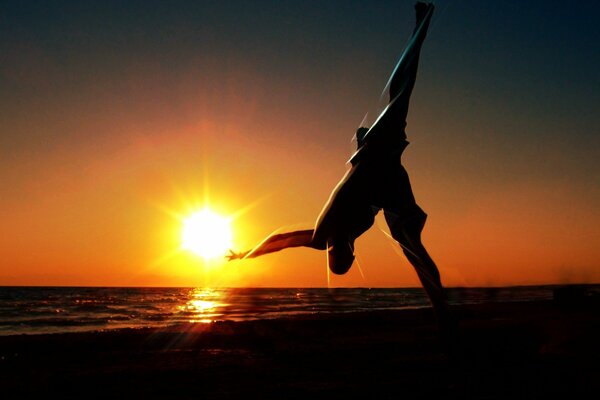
[1,298,598,399]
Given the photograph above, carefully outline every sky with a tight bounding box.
[1,0,599,287]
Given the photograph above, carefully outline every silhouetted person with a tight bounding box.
[229,2,452,331]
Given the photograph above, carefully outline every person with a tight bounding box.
[228,2,452,331]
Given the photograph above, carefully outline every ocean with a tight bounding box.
[0,285,593,336]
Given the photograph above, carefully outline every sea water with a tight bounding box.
[0,285,588,336]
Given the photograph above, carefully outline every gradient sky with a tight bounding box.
[1,0,599,287]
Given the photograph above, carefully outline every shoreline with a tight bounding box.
[1,299,598,397]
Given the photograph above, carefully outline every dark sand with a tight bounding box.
[1,299,598,399]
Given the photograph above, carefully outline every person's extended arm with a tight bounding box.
[227,229,315,261]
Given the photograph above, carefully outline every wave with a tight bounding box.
[0,285,592,335]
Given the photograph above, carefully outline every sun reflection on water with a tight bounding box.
[178,288,227,323]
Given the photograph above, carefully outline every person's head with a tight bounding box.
[327,238,355,275]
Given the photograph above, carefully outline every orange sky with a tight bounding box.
[1,1,598,287]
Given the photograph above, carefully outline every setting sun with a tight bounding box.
[181,209,233,260]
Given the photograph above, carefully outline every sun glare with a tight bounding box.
[182,209,233,260]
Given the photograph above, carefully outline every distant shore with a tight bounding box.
[1,299,598,398]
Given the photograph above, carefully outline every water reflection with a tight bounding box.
[178,288,227,323]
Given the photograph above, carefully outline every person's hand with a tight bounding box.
[226,249,248,261]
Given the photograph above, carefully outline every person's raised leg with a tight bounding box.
[386,2,434,124]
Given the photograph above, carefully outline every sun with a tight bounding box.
[181,209,233,260]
